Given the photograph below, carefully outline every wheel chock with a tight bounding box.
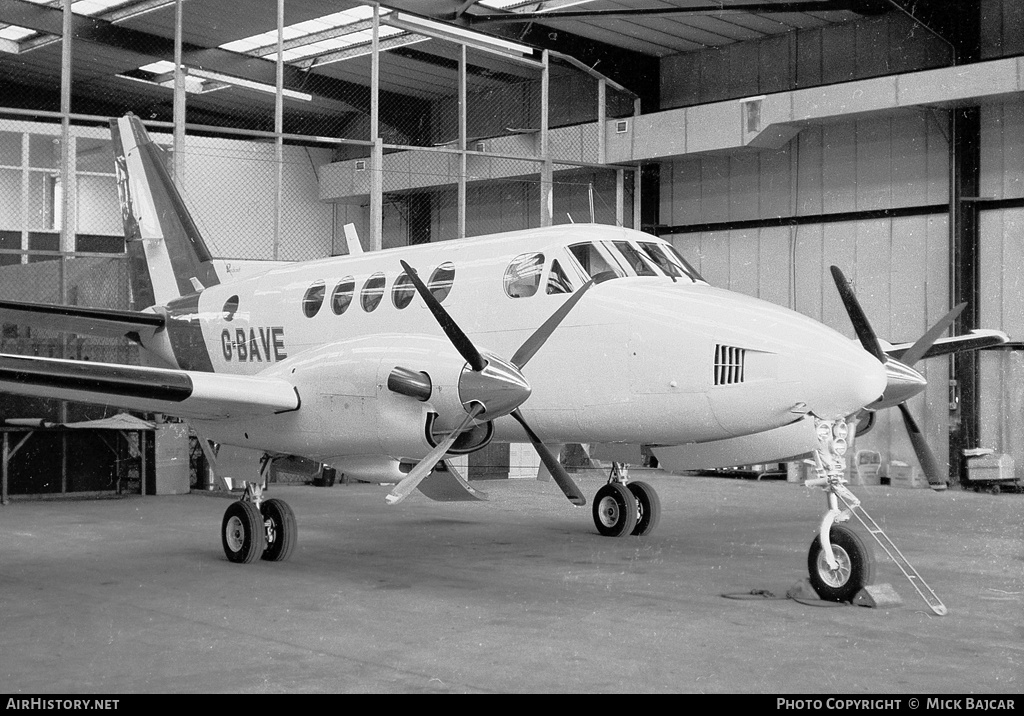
[853,583,903,609]
[786,578,822,601]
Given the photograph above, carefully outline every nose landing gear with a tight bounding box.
[805,417,947,615]
[592,462,662,537]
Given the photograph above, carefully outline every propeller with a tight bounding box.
[386,261,594,505]
[830,266,954,491]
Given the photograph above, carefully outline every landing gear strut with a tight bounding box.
[592,462,661,537]
[220,457,298,564]
[804,418,875,602]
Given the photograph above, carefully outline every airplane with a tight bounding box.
[0,114,1007,604]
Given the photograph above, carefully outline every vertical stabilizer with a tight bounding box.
[110,114,219,309]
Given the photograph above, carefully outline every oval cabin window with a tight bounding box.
[331,277,355,315]
[392,272,415,309]
[361,273,386,312]
[428,263,455,303]
[302,280,325,318]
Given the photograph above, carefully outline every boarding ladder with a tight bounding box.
[823,477,948,616]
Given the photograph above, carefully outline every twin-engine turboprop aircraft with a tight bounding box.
[0,115,1006,603]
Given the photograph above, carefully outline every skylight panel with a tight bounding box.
[0,26,36,41]
[220,6,395,58]
[71,0,138,15]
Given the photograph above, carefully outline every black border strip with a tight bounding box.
[653,197,1024,236]
[0,299,165,328]
[0,355,192,402]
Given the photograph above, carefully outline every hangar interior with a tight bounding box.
[0,0,1021,496]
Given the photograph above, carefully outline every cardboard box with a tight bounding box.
[966,453,1016,483]
[888,460,926,489]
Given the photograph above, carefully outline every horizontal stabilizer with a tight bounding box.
[0,299,164,343]
[885,329,1009,361]
[0,353,299,421]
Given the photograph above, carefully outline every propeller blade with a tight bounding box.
[897,402,947,491]
[386,403,485,505]
[510,408,586,506]
[510,279,595,369]
[829,266,886,363]
[400,260,486,372]
[897,303,967,368]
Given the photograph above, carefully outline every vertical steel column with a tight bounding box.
[539,50,552,228]
[2,433,8,505]
[615,168,624,227]
[633,97,644,232]
[19,134,28,264]
[458,44,467,240]
[369,5,383,251]
[945,1,981,487]
[59,0,73,426]
[597,79,606,165]
[273,0,284,261]
[173,0,186,183]
[59,0,73,254]
[948,106,981,486]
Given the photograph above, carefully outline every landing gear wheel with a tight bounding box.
[593,483,638,537]
[807,524,876,602]
[627,481,661,536]
[222,500,265,564]
[261,498,297,562]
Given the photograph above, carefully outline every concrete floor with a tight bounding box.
[0,471,1020,694]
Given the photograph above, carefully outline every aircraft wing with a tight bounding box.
[0,353,299,421]
[885,329,1009,361]
[0,299,165,343]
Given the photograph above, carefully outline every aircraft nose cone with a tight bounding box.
[799,326,888,420]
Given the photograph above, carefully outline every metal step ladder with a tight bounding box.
[834,489,948,616]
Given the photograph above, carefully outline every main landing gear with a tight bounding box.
[221,480,298,564]
[592,462,661,538]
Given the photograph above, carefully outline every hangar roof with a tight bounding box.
[0,0,883,130]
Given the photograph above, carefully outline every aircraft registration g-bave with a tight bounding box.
[0,115,1008,602]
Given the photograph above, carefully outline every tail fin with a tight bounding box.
[110,114,219,309]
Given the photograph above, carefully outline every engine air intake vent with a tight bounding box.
[714,345,746,385]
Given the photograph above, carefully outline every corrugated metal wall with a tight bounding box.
[658,96,1024,480]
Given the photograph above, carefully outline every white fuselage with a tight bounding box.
[149,224,885,473]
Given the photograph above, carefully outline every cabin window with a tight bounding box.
[546,260,573,295]
[504,253,544,298]
[613,241,659,277]
[361,273,386,312]
[222,295,239,321]
[331,277,355,315]
[568,242,624,283]
[428,263,455,303]
[302,280,325,318]
[392,272,415,309]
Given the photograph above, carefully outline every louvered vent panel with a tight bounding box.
[714,345,746,385]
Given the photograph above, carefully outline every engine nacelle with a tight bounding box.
[241,334,481,464]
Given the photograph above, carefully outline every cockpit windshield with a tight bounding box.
[639,241,705,283]
[568,242,625,283]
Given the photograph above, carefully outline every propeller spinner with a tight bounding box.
[830,266,962,491]
[385,260,594,506]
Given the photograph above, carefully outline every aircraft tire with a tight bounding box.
[627,481,661,536]
[261,498,297,562]
[807,524,875,603]
[593,483,638,537]
[222,500,265,564]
